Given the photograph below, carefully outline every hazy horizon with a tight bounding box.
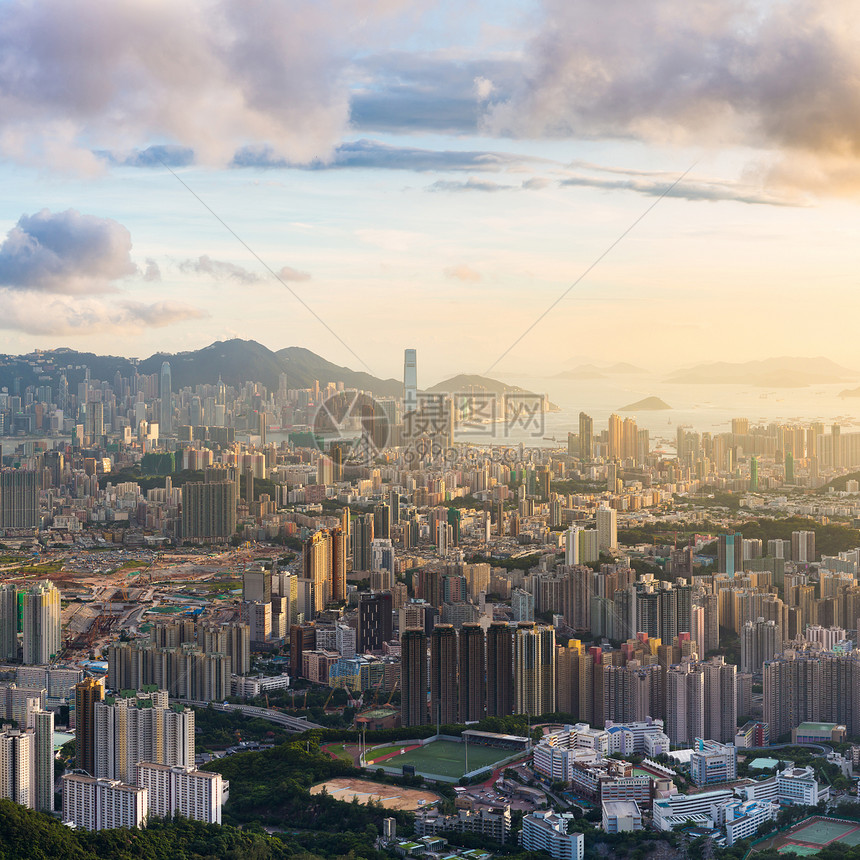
[3,0,860,382]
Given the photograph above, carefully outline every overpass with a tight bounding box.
[185,700,324,732]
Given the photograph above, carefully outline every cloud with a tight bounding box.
[0,208,136,293]
[143,258,161,281]
[233,138,548,173]
[180,255,310,284]
[0,290,206,335]
[0,0,419,168]
[558,170,800,206]
[522,177,550,190]
[444,264,482,282]
[427,177,515,192]
[96,144,195,168]
[483,0,860,192]
[350,51,519,134]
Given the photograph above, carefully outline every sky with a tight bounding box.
[2,0,860,385]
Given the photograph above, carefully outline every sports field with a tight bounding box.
[759,817,860,857]
[311,778,439,811]
[388,739,512,779]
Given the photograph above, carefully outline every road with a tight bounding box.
[185,700,324,732]
[743,742,834,755]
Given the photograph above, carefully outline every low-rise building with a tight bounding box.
[725,799,777,846]
[690,739,737,787]
[652,789,734,831]
[602,800,643,833]
[415,806,512,843]
[521,811,584,860]
[734,721,769,749]
[792,722,846,745]
[776,766,829,806]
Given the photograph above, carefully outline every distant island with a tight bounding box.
[668,356,858,387]
[428,374,561,412]
[620,396,671,411]
[839,387,860,398]
[554,369,605,380]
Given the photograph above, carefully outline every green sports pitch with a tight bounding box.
[384,740,514,779]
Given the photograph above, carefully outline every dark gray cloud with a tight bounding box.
[0,208,136,293]
[180,255,310,284]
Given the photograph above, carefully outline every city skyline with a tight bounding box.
[2,1,860,379]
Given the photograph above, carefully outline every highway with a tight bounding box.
[184,700,324,732]
[743,742,834,755]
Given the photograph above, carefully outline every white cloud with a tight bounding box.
[0,209,136,293]
[444,264,482,282]
[0,290,207,335]
[179,255,310,284]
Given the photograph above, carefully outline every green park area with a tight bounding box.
[382,739,512,779]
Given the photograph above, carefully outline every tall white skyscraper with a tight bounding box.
[22,580,61,665]
[403,348,417,415]
[596,507,618,552]
[0,729,34,808]
[160,361,172,437]
[564,527,580,566]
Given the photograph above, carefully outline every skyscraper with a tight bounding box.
[353,513,374,572]
[487,622,514,717]
[459,623,486,723]
[22,580,61,665]
[0,729,34,808]
[181,481,237,542]
[303,530,333,614]
[401,628,428,726]
[357,592,393,652]
[403,349,418,415]
[160,361,172,436]
[430,624,458,726]
[579,412,594,461]
[34,708,54,812]
[0,469,39,530]
[596,507,617,552]
[703,656,737,744]
[75,677,105,775]
[0,584,18,661]
[514,623,555,717]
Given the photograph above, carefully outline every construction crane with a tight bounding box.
[385,679,399,706]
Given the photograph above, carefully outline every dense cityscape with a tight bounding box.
[0,344,859,860]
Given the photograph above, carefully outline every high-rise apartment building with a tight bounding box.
[0,584,18,661]
[353,514,374,572]
[34,709,54,812]
[514,623,555,717]
[358,592,393,652]
[303,530,333,613]
[487,622,514,717]
[596,507,617,552]
[740,618,781,674]
[22,580,61,665]
[666,662,704,747]
[0,729,34,808]
[94,689,195,785]
[136,762,224,825]
[703,656,737,744]
[181,481,237,542]
[0,469,39,530]
[401,628,428,726]
[430,624,458,726]
[75,677,105,775]
[791,531,816,564]
[62,774,147,831]
[459,623,486,723]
